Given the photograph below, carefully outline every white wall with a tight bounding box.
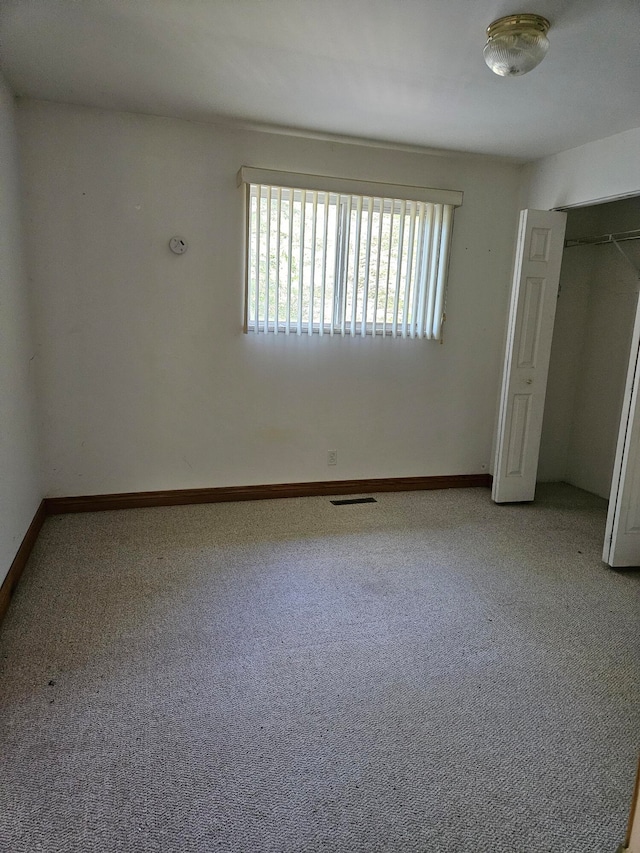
[536,247,592,484]
[565,250,637,498]
[522,126,640,211]
[538,200,640,498]
[17,100,521,497]
[0,74,41,584]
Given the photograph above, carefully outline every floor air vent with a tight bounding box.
[330,497,377,506]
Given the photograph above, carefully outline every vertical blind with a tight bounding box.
[240,169,461,340]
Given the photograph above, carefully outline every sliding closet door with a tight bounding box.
[604,292,640,567]
[492,209,567,503]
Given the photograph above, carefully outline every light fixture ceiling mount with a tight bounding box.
[484,13,550,77]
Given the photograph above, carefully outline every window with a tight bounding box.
[239,167,462,339]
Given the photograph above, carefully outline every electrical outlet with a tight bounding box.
[327,450,338,466]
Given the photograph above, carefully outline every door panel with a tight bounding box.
[492,209,567,503]
[603,291,640,567]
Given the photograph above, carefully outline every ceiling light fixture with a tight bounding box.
[484,13,550,77]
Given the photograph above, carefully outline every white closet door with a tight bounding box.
[492,209,567,503]
[603,291,640,567]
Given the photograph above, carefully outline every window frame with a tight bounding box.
[238,167,463,340]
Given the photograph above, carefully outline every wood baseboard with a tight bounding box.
[0,500,47,625]
[44,473,492,515]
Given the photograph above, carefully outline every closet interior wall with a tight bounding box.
[538,197,640,499]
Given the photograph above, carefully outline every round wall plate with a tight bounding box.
[169,236,188,255]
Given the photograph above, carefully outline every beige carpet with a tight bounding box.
[1,483,639,852]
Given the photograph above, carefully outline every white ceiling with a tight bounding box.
[1,0,639,161]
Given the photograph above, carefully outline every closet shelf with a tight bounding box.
[565,228,640,248]
[564,229,640,277]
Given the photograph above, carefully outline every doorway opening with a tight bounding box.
[538,196,640,498]
[537,195,640,563]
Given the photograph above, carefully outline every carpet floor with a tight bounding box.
[0,483,639,853]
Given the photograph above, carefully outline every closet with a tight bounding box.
[538,196,640,501]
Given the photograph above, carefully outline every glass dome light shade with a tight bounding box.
[484,14,550,77]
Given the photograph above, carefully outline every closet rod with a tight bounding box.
[565,228,640,248]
